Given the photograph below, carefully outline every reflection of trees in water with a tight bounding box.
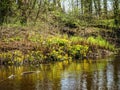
[113,56,120,90]
[106,62,114,90]
[0,57,120,90]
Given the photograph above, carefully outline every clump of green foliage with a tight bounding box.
[0,50,24,65]
[68,45,89,59]
[87,36,115,51]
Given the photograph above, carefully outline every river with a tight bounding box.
[0,56,120,90]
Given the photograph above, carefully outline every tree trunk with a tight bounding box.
[81,0,84,14]
[113,0,120,26]
[93,0,98,16]
[97,0,101,17]
[104,0,107,18]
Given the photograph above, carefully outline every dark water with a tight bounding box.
[0,56,120,90]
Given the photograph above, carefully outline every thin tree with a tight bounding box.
[104,0,108,19]
[113,0,120,26]
[97,0,101,18]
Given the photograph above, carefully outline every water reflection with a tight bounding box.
[0,56,120,90]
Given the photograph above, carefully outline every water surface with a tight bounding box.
[0,56,120,90]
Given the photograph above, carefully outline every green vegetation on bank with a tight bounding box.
[0,34,115,65]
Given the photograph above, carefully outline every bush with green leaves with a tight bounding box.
[68,45,89,59]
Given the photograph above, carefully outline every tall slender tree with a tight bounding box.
[104,0,108,18]
[97,0,101,17]
[113,0,120,26]
[81,0,84,14]
[93,0,98,16]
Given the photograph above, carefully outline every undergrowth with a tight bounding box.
[0,35,115,65]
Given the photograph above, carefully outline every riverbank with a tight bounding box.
[0,29,115,65]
